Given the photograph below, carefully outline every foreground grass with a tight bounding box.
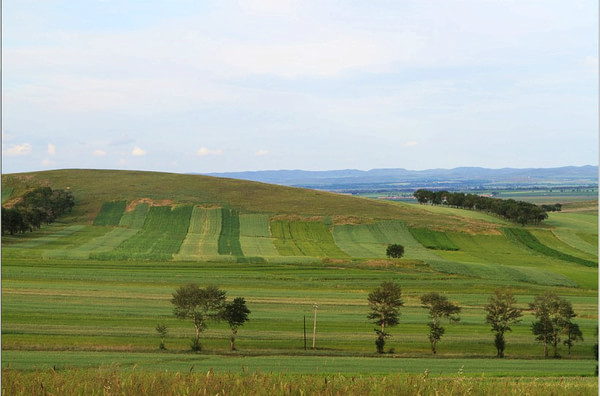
[2,368,597,396]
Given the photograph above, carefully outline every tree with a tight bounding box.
[530,292,577,358]
[223,297,251,351]
[171,284,227,351]
[420,292,461,354]
[367,281,404,353]
[155,323,168,350]
[563,322,583,355]
[484,289,523,358]
[386,244,404,259]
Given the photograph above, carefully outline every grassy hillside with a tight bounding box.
[1,169,597,384]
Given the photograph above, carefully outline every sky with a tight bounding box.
[2,0,598,174]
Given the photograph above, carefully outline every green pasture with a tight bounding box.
[2,351,597,377]
[2,259,597,363]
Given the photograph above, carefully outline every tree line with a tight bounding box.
[413,189,551,225]
[167,282,583,359]
[1,187,75,235]
[368,282,583,358]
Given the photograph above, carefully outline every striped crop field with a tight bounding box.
[504,228,596,267]
[45,227,139,260]
[271,220,348,258]
[218,209,243,256]
[239,214,279,257]
[8,225,87,250]
[119,203,149,229]
[333,220,432,259]
[174,207,222,261]
[97,205,193,260]
[530,229,597,262]
[408,227,460,251]
[93,201,126,226]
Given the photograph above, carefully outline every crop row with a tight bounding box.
[408,227,459,251]
[93,201,127,226]
[96,205,193,260]
[504,228,597,267]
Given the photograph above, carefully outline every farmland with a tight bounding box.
[1,169,598,394]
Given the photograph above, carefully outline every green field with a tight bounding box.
[1,170,597,393]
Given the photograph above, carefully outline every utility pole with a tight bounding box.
[312,303,318,350]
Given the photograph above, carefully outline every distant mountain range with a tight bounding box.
[204,166,598,192]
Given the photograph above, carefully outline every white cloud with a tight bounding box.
[404,141,419,148]
[47,143,56,156]
[119,159,127,165]
[255,149,269,156]
[92,149,107,156]
[197,147,224,156]
[3,143,32,156]
[42,159,56,167]
[132,146,147,156]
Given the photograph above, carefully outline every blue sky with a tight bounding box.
[2,0,598,174]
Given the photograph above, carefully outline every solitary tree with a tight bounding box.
[367,281,404,353]
[386,244,404,259]
[530,292,577,358]
[171,284,227,351]
[420,292,461,354]
[484,289,523,358]
[155,323,168,350]
[224,297,251,351]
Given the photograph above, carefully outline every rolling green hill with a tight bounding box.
[1,169,598,381]
[2,169,597,289]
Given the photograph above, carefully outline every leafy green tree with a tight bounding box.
[367,282,404,353]
[171,284,227,351]
[420,292,461,354]
[224,297,251,351]
[530,292,577,358]
[386,244,404,259]
[484,289,523,358]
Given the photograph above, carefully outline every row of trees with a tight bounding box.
[413,189,549,225]
[367,282,582,357]
[1,187,75,235]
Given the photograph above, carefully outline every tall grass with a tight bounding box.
[2,368,597,396]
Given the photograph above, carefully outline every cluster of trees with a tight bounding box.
[171,284,250,351]
[367,282,582,357]
[1,187,75,235]
[413,189,548,225]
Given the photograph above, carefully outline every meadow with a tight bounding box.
[1,170,597,394]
